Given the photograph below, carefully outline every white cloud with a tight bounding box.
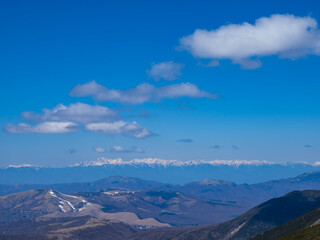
[70,81,216,104]
[4,103,153,138]
[3,122,77,133]
[94,146,106,153]
[109,145,145,153]
[179,14,320,69]
[22,102,118,123]
[4,120,152,138]
[147,61,183,81]
[158,82,212,98]
[110,145,125,153]
[85,121,153,138]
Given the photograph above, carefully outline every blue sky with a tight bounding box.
[1,0,320,167]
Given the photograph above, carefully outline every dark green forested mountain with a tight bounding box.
[277,224,320,240]
[252,205,320,240]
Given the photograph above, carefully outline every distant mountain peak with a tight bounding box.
[4,164,41,169]
[199,179,234,186]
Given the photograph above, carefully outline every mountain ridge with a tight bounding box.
[5,158,320,169]
[1,159,320,185]
[137,190,320,240]
[1,171,320,213]
[2,190,320,240]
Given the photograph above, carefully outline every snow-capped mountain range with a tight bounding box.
[1,158,320,185]
[70,158,320,168]
[4,158,320,169]
[71,158,319,168]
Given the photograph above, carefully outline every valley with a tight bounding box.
[0,172,320,239]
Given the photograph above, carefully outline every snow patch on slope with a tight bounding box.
[226,221,247,239]
[48,190,92,213]
[311,217,320,226]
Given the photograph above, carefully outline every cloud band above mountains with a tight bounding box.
[22,102,118,123]
[69,81,217,104]
[85,121,153,139]
[3,79,216,137]
[3,103,153,138]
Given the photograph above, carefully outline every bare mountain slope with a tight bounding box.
[0,216,138,240]
[77,190,243,226]
[130,190,320,240]
[0,189,169,228]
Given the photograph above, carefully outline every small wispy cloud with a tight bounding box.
[109,145,145,153]
[177,138,193,143]
[232,145,239,150]
[304,144,312,148]
[3,122,78,134]
[212,145,221,149]
[93,146,106,153]
[147,61,183,81]
[65,148,77,154]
